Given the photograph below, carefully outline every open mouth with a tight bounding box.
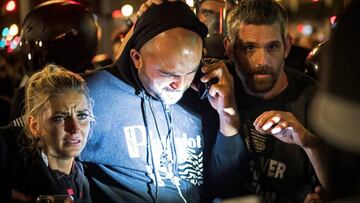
[64,138,81,145]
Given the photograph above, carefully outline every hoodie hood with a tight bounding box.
[114,1,208,91]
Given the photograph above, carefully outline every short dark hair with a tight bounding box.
[227,0,288,46]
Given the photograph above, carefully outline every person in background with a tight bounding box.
[111,23,131,60]
[11,64,94,202]
[79,1,248,202]
[197,0,236,59]
[197,0,227,33]
[209,0,327,202]
[111,14,138,60]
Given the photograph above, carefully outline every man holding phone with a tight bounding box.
[203,0,326,202]
[79,1,248,202]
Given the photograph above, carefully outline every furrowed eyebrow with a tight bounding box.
[159,67,198,77]
[267,40,282,45]
[77,109,91,114]
[53,112,70,116]
[53,109,91,115]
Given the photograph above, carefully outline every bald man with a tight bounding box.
[79,2,248,202]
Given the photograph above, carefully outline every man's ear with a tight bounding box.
[284,35,292,58]
[130,48,142,70]
[28,116,41,137]
[224,37,233,58]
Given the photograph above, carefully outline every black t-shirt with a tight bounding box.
[235,67,318,203]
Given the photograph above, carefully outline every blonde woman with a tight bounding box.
[11,64,93,203]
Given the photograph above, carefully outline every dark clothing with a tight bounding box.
[12,150,92,203]
[0,96,11,126]
[0,126,24,202]
[208,132,250,199]
[285,45,311,73]
[213,67,318,203]
[9,87,25,122]
[0,133,11,202]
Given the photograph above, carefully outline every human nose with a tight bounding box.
[169,76,185,90]
[64,116,80,134]
[254,48,269,67]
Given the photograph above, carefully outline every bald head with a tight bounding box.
[130,27,203,104]
[140,27,203,63]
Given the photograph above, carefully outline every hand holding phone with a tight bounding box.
[194,59,219,100]
[194,58,240,136]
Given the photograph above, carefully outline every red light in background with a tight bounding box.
[297,24,304,33]
[112,10,122,19]
[312,0,320,2]
[330,16,337,24]
[5,0,16,12]
[13,36,20,44]
[7,46,14,53]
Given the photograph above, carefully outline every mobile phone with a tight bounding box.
[36,195,74,203]
[194,59,219,100]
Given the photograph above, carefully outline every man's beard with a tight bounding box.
[237,65,279,94]
[157,88,186,105]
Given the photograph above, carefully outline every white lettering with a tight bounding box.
[188,138,196,148]
[196,136,202,148]
[176,133,202,149]
[267,160,277,177]
[274,162,286,179]
[264,159,286,179]
[123,126,148,158]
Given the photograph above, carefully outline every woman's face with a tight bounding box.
[32,91,92,160]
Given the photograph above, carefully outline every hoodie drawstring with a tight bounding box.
[141,91,186,203]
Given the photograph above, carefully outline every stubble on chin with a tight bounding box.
[251,75,276,93]
[162,94,183,105]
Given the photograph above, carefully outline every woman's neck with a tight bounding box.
[46,154,74,175]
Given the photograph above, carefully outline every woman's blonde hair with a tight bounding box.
[23,64,93,151]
